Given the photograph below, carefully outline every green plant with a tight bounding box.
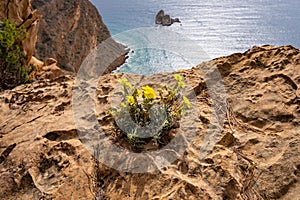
[110,74,191,149]
[0,19,34,89]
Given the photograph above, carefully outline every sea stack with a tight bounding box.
[155,9,181,26]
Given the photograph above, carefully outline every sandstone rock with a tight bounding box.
[0,76,95,199]
[44,58,58,66]
[29,57,64,81]
[31,0,127,72]
[0,0,41,64]
[30,56,44,68]
[1,46,299,199]
[37,65,65,80]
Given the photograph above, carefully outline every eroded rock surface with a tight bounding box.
[0,45,299,199]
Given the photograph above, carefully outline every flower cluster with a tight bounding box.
[174,74,185,85]
[110,74,191,148]
[118,78,132,89]
[142,85,156,100]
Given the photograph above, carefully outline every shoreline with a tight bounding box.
[103,47,130,75]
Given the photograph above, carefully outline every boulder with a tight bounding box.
[37,65,65,80]
[30,56,44,68]
[44,58,58,66]
[29,57,65,81]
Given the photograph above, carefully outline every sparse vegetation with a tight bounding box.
[0,19,34,89]
[109,74,190,150]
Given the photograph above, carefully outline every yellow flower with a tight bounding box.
[174,74,183,81]
[133,89,141,97]
[142,85,156,99]
[178,80,186,88]
[121,103,127,108]
[183,96,191,109]
[127,95,135,104]
[136,89,141,96]
[118,78,132,89]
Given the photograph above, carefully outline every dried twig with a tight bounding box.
[233,148,264,200]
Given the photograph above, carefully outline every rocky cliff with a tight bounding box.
[0,45,299,199]
[31,0,126,72]
[0,0,41,64]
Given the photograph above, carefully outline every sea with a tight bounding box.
[90,0,300,75]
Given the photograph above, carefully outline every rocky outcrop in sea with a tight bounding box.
[155,9,181,26]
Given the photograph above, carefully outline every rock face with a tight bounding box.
[155,9,181,26]
[162,15,172,26]
[155,9,165,24]
[31,0,126,72]
[0,45,300,199]
[0,0,41,64]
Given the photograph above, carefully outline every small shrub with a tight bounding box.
[109,74,191,151]
[0,19,34,89]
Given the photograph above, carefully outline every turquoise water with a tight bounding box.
[113,48,193,75]
[91,0,300,74]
